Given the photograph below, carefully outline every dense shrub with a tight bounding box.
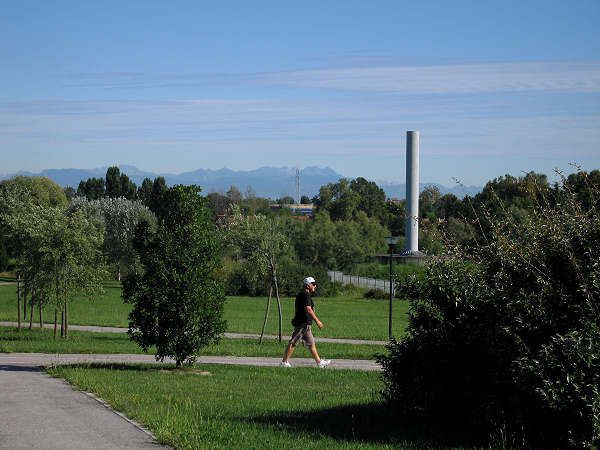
[223,259,334,298]
[363,288,388,299]
[378,171,600,448]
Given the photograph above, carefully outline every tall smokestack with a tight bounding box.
[405,131,421,255]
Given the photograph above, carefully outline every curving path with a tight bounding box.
[0,323,382,448]
[0,362,169,449]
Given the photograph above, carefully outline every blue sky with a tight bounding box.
[1,0,599,186]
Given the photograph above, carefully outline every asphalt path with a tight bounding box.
[0,321,381,448]
[0,363,168,449]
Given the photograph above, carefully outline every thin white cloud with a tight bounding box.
[263,61,600,94]
[65,61,600,95]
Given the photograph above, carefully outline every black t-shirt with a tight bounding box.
[292,289,315,326]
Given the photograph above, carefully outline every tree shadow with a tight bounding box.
[60,362,170,372]
[245,402,483,449]
[0,364,42,372]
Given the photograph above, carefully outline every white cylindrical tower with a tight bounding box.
[405,131,420,254]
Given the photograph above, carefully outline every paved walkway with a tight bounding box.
[0,352,381,371]
[0,362,168,449]
[0,324,381,448]
[0,322,388,345]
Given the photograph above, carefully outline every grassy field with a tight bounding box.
[0,283,410,340]
[0,327,384,360]
[47,363,476,449]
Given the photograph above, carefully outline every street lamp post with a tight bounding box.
[385,236,398,339]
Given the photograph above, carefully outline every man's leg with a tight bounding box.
[282,343,296,362]
[308,344,321,364]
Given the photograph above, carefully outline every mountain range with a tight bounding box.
[0,165,482,200]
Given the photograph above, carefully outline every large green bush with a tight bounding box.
[379,171,600,448]
[123,185,226,368]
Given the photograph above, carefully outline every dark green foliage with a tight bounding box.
[63,186,76,202]
[363,288,387,299]
[123,185,226,368]
[378,170,600,448]
[105,167,137,200]
[276,196,295,205]
[105,166,121,198]
[313,177,387,224]
[0,234,8,272]
[148,177,168,218]
[77,177,105,200]
[222,259,334,298]
[136,178,153,206]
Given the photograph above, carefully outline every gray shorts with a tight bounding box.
[289,324,315,347]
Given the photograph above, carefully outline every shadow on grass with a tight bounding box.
[0,364,42,372]
[246,402,483,449]
[62,362,173,372]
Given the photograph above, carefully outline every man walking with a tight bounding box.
[280,276,331,368]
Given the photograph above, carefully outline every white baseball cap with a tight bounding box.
[303,276,316,285]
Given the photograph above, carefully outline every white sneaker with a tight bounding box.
[317,359,331,368]
[280,361,291,367]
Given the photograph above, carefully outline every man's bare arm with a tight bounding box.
[305,306,323,329]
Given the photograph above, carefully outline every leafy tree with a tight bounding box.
[300,195,311,204]
[300,210,388,270]
[206,191,229,217]
[1,175,67,208]
[564,168,600,210]
[77,177,105,200]
[148,177,168,218]
[350,177,387,223]
[119,172,137,200]
[63,186,76,202]
[379,169,600,448]
[124,185,226,368]
[222,205,288,342]
[0,176,69,326]
[434,193,463,220]
[313,177,388,224]
[105,166,121,198]
[70,197,157,280]
[301,211,338,268]
[419,185,442,218]
[313,178,359,221]
[137,177,154,206]
[3,204,106,337]
[385,199,406,236]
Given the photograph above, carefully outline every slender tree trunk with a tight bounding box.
[54,308,58,339]
[61,305,65,338]
[259,286,273,344]
[17,274,21,331]
[29,293,34,330]
[274,278,283,344]
[39,299,43,329]
[23,289,27,323]
[267,258,283,343]
[64,302,68,339]
[55,278,60,339]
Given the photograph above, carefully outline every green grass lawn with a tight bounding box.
[0,283,410,340]
[47,363,474,449]
[0,327,384,360]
